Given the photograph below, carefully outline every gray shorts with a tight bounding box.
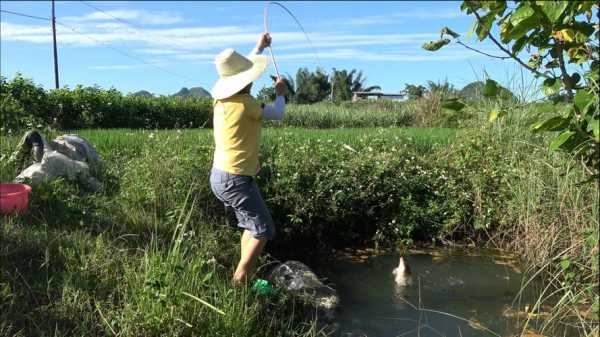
[209,167,275,239]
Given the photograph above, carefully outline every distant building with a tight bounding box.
[352,91,405,102]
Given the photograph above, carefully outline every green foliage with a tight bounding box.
[403,83,427,99]
[1,74,212,133]
[482,79,499,97]
[271,100,414,128]
[441,98,466,111]
[459,81,515,101]
[0,74,49,132]
[331,68,382,102]
[424,0,600,178]
[422,38,451,51]
[257,130,467,247]
[1,116,597,335]
[294,67,331,104]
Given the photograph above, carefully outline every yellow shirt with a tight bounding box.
[212,93,262,176]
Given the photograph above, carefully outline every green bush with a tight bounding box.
[1,75,212,132]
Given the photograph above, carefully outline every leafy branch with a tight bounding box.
[422,1,600,179]
[469,8,551,79]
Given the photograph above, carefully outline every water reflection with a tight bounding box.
[321,250,539,337]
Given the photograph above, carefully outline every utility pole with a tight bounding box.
[51,0,59,89]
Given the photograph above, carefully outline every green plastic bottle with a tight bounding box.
[252,278,276,296]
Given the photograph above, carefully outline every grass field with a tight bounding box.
[1,127,458,337]
[1,116,598,336]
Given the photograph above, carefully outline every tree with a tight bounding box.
[331,68,381,101]
[404,84,427,100]
[295,68,331,104]
[423,1,599,178]
[425,80,457,99]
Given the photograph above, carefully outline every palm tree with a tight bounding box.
[331,68,381,101]
[349,70,381,93]
[425,80,456,99]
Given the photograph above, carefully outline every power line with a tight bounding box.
[78,0,143,30]
[54,20,196,82]
[1,8,196,83]
[75,1,197,83]
[76,1,188,51]
[0,9,50,21]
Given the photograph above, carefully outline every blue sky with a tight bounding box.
[1,1,538,96]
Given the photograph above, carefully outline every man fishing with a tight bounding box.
[209,32,287,283]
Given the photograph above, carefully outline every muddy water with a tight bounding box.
[320,250,540,337]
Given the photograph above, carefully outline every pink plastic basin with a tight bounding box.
[0,183,32,214]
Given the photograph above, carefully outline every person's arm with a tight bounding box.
[249,33,271,57]
[262,78,287,120]
[262,95,285,120]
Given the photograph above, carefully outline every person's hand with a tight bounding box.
[274,78,287,96]
[256,33,272,52]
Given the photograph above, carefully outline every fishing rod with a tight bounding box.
[263,1,329,96]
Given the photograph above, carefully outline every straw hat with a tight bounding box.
[210,48,268,99]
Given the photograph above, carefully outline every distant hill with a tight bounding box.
[172,87,211,99]
[460,81,515,101]
[131,90,154,98]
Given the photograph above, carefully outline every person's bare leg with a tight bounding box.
[233,230,267,282]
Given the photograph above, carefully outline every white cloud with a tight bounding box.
[276,48,487,62]
[1,9,488,66]
[2,20,442,52]
[273,33,438,51]
[62,9,184,25]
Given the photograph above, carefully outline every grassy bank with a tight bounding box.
[1,120,598,336]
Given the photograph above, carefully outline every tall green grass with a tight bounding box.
[271,100,413,128]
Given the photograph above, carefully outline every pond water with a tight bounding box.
[319,250,540,337]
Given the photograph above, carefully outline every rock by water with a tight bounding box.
[268,260,339,321]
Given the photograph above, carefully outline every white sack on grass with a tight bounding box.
[16,150,100,190]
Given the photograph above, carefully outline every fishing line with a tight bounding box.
[263,1,321,79]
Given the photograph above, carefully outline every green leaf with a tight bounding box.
[466,20,477,39]
[560,258,571,270]
[422,38,451,51]
[549,130,575,151]
[488,107,507,122]
[461,1,484,14]
[441,98,466,111]
[488,108,499,122]
[505,16,539,41]
[440,26,460,39]
[541,78,561,96]
[574,90,594,111]
[510,3,535,26]
[536,1,569,23]
[483,79,499,97]
[530,116,570,133]
[512,35,530,54]
[589,119,599,142]
[476,12,496,41]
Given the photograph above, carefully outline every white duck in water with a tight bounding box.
[392,256,412,287]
